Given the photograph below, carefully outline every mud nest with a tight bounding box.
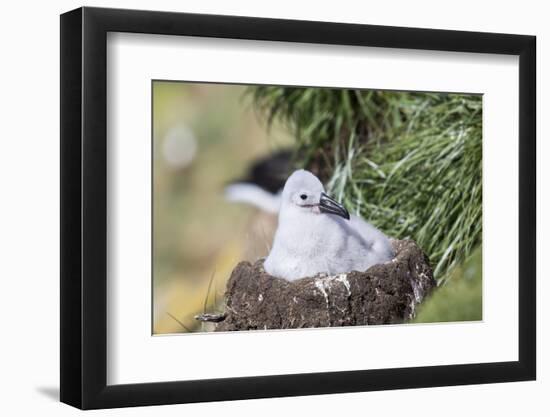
[199,239,436,331]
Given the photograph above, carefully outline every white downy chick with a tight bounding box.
[264,169,394,281]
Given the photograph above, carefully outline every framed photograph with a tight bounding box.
[60,6,536,409]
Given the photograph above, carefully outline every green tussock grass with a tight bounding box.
[249,87,482,284]
[414,246,482,322]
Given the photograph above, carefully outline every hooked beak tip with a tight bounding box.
[319,192,350,220]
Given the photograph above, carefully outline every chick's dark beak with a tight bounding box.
[319,192,350,220]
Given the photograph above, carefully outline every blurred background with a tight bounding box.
[153,82,483,334]
[153,82,292,334]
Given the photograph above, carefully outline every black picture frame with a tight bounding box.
[60,6,536,410]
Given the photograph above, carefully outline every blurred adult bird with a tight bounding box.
[224,149,292,213]
[264,169,394,281]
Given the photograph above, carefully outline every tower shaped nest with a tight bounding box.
[210,239,436,331]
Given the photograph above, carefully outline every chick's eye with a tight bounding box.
[300,194,307,200]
